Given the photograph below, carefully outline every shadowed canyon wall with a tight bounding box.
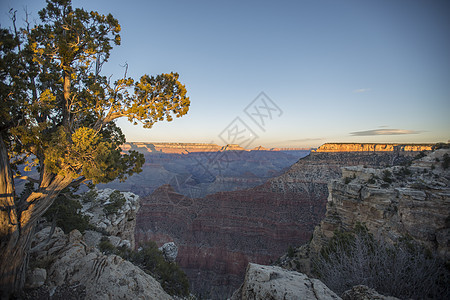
[135,143,429,298]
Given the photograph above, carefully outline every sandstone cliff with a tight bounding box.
[122,142,222,154]
[277,148,449,279]
[121,142,310,154]
[136,148,420,298]
[315,143,433,152]
[310,148,450,261]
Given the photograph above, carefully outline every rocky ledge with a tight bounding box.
[278,148,450,276]
[26,227,172,299]
[80,188,139,248]
[310,148,450,261]
[230,263,398,300]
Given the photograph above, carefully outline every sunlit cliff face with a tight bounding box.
[120,142,306,154]
[315,143,433,152]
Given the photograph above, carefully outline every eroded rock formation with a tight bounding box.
[26,227,172,299]
[136,148,420,298]
[121,142,309,154]
[278,148,449,277]
[310,148,450,261]
[315,143,433,152]
[80,188,139,248]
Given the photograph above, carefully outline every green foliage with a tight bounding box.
[98,240,189,297]
[319,223,371,262]
[98,237,116,254]
[414,151,426,160]
[382,170,392,183]
[442,153,449,169]
[103,190,126,215]
[287,245,295,258]
[344,176,352,184]
[43,189,92,233]
[82,188,98,203]
[397,166,411,177]
[1,0,190,192]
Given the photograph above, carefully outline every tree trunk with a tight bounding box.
[0,136,20,298]
[0,137,73,298]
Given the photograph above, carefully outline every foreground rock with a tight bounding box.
[230,263,340,300]
[80,188,139,248]
[27,226,172,299]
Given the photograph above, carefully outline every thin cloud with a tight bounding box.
[350,129,421,136]
[353,88,371,93]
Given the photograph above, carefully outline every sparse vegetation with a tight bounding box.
[43,189,92,234]
[287,245,295,258]
[103,190,126,215]
[443,153,449,169]
[395,166,412,178]
[414,151,426,160]
[382,170,392,183]
[82,189,98,204]
[313,226,449,299]
[98,239,189,297]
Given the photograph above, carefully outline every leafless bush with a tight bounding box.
[313,230,449,299]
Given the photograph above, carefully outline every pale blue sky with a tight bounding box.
[1,0,449,148]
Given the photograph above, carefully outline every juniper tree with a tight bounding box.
[0,0,190,295]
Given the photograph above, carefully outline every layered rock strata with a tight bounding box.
[310,148,450,261]
[122,142,222,154]
[315,143,433,152]
[278,148,449,276]
[121,142,310,154]
[136,149,419,298]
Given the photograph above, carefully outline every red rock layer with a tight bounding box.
[135,151,418,298]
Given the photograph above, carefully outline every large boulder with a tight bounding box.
[158,242,178,262]
[230,263,340,300]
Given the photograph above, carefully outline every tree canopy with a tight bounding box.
[0,0,190,295]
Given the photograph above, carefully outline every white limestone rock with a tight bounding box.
[159,242,178,262]
[231,263,341,300]
[29,227,173,300]
[80,188,140,248]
